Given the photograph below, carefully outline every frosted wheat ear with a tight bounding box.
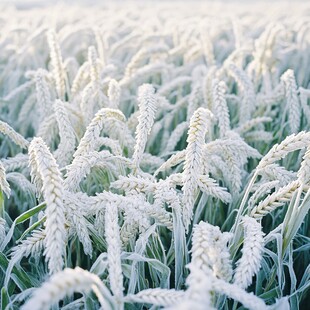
[182,107,213,231]
[28,137,66,274]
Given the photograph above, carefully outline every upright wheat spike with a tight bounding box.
[105,202,124,304]
[53,99,76,167]
[108,79,121,108]
[88,46,100,84]
[182,108,213,231]
[212,79,230,137]
[281,69,301,134]
[35,69,52,120]
[234,216,265,289]
[132,84,157,169]
[192,221,233,281]
[28,137,66,274]
[47,30,66,99]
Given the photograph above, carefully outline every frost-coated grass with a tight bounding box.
[0,2,309,309]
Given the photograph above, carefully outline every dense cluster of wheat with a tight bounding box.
[0,2,309,309]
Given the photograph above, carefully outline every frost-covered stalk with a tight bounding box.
[212,79,230,137]
[234,216,265,289]
[105,202,124,306]
[47,30,66,99]
[132,84,157,169]
[281,69,301,134]
[21,267,114,310]
[192,221,232,281]
[182,108,212,231]
[28,137,66,274]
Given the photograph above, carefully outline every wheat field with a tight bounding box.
[0,1,309,309]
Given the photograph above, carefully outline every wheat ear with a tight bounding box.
[21,267,114,310]
[192,221,233,281]
[47,30,66,99]
[281,69,301,134]
[28,137,66,274]
[250,180,299,219]
[35,69,52,120]
[212,79,230,137]
[73,108,126,158]
[0,161,11,198]
[182,108,213,231]
[132,84,157,169]
[0,120,29,149]
[257,131,310,169]
[125,288,185,307]
[234,216,265,289]
[53,99,76,167]
[108,79,121,108]
[105,202,124,304]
